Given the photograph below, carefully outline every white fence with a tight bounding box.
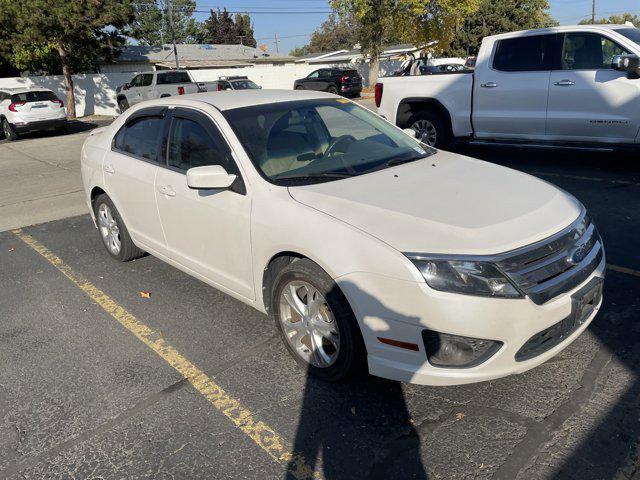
[0,64,335,117]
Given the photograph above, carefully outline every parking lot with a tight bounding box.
[1,112,640,479]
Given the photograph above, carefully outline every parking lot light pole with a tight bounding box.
[167,0,180,70]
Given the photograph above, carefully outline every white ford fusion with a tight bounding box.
[81,90,605,385]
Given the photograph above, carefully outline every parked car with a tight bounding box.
[376,24,640,148]
[116,70,217,112]
[294,68,362,97]
[81,89,604,385]
[215,76,261,91]
[0,87,67,141]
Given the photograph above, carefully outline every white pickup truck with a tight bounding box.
[376,24,640,149]
[116,70,217,113]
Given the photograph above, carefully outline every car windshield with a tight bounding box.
[223,99,433,185]
[616,27,640,45]
[231,80,259,89]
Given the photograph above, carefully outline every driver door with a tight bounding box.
[127,74,145,106]
[154,107,254,300]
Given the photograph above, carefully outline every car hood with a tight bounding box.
[288,151,582,255]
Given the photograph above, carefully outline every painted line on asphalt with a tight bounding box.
[607,263,640,278]
[11,229,318,480]
[533,171,640,187]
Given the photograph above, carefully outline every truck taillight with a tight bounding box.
[217,83,223,91]
[51,99,64,108]
[8,102,25,112]
[178,86,185,95]
[374,83,383,108]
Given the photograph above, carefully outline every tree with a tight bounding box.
[446,0,557,57]
[0,0,134,118]
[331,0,480,85]
[202,9,257,46]
[290,12,360,56]
[132,0,205,45]
[579,13,640,26]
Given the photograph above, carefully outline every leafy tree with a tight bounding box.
[331,0,480,85]
[132,0,205,45]
[290,12,360,56]
[446,0,557,57]
[579,13,640,26]
[0,0,134,118]
[202,9,256,46]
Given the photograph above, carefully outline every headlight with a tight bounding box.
[407,256,522,298]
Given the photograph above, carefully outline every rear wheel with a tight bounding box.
[93,194,144,262]
[408,110,450,148]
[271,258,366,382]
[327,85,338,95]
[295,85,304,90]
[117,97,129,113]
[2,119,17,141]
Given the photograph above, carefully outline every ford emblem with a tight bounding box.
[569,245,588,265]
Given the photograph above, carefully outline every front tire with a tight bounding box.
[271,258,366,382]
[117,97,129,113]
[295,85,304,90]
[408,110,451,148]
[93,194,144,262]
[2,119,17,141]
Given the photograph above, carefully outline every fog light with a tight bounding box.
[422,329,502,368]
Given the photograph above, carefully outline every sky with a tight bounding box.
[191,0,640,55]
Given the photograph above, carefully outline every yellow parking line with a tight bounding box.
[12,229,317,480]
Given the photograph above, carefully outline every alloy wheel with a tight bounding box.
[411,119,438,146]
[97,203,121,255]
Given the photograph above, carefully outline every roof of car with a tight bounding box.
[487,24,638,40]
[0,87,54,94]
[147,89,336,111]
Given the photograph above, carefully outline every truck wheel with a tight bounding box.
[2,119,17,141]
[117,98,129,113]
[408,111,450,148]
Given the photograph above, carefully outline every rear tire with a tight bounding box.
[93,194,145,262]
[295,85,304,90]
[408,110,451,149]
[271,258,366,382]
[117,97,129,113]
[327,85,338,95]
[2,119,17,141]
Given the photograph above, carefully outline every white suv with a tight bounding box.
[0,88,67,141]
[81,90,605,385]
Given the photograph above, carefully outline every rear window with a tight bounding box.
[11,91,58,103]
[157,71,192,85]
[493,34,560,72]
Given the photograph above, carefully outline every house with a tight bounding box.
[294,44,436,65]
[100,44,296,73]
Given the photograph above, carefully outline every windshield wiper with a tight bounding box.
[385,156,425,167]
[275,172,355,181]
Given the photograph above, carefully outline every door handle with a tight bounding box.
[480,82,498,88]
[158,185,176,197]
[553,79,575,86]
[104,164,115,174]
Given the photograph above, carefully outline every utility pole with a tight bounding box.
[166,0,180,69]
[591,0,596,24]
[160,6,165,48]
[274,32,280,54]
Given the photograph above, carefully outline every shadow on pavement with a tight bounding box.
[0,118,113,144]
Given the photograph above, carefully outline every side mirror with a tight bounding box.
[612,55,625,71]
[186,165,236,190]
[403,128,418,138]
[612,54,640,78]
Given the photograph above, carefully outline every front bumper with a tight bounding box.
[12,118,67,133]
[337,257,605,386]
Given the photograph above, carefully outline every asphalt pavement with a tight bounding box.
[0,108,639,479]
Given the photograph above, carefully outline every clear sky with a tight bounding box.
[191,0,640,55]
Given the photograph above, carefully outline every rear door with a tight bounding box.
[473,33,560,139]
[9,91,65,122]
[546,31,638,143]
[154,107,254,299]
[106,107,168,254]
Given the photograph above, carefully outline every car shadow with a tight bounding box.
[0,118,113,144]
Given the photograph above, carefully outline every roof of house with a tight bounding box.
[298,44,435,64]
[111,44,292,64]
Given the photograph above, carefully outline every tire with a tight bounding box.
[271,258,366,382]
[407,110,451,148]
[2,118,17,141]
[93,194,145,262]
[327,85,338,95]
[117,97,129,113]
[295,85,304,90]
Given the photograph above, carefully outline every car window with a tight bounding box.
[318,70,331,79]
[561,32,629,70]
[130,75,142,87]
[114,116,164,161]
[167,117,234,172]
[11,91,58,103]
[157,71,192,85]
[616,27,640,44]
[493,34,559,72]
[307,71,319,79]
[230,80,259,89]
[140,73,154,86]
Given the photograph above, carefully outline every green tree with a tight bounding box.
[579,13,640,26]
[446,0,557,57]
[331,0,480,85]
[202,9,257,46]
[132,0,205,45]
[290,12,360,56]
[0,0,134,118]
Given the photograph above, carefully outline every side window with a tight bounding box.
[561,32,629,70]
[130,75,142,87]
[493,34,559,72]
[167,116,235,172]
[318,70,331,78]
[157,71,191,85]
[307,71,319,79]
[113,116,164,161]
[140,74,153,86]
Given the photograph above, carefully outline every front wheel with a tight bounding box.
[408,111,450,148]
[93,194,144,262]
[117,97,129,113]
[2,119,17,141]
[295,85,304,90]
[271,258,366,381]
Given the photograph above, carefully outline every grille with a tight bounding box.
[495,212,603,305]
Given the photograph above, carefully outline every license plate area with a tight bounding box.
[571,276,604,326]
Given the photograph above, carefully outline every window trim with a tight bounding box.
[491,33,562,73]
[559,31,630,71]
[111,106,169,165]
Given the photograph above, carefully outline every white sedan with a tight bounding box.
[81,90,605,385]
